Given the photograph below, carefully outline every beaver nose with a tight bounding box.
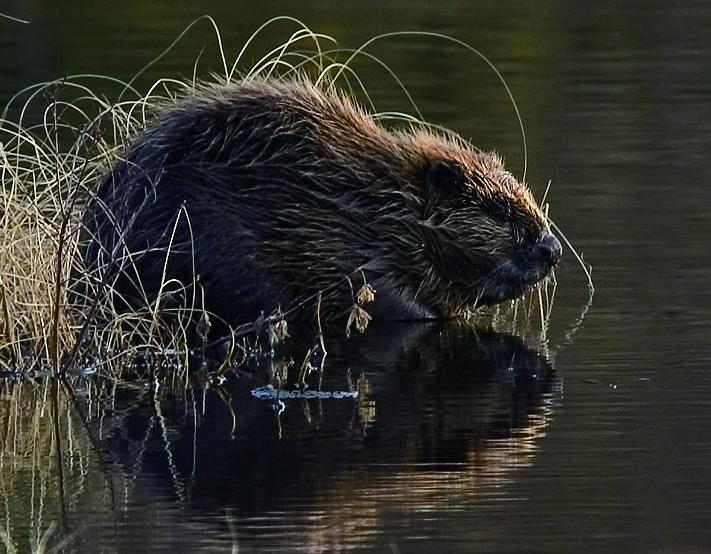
[534,232,562,267]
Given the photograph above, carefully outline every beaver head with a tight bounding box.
[84,79,561,322]
[375,130,561,316]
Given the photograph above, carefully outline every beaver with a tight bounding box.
[81,78,561,324]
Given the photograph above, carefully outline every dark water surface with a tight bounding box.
[2,1,711,552]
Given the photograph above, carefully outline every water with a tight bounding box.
[2,1,711,552]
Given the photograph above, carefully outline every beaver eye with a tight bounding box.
[424,159,464,196]
[487,200,511,222]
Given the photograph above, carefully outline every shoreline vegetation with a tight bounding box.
[0,16,588,380]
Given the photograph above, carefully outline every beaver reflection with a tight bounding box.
[92,323,559,551]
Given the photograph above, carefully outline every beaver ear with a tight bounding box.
[424,159,464,195]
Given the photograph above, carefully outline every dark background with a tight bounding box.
[1,1,711,552]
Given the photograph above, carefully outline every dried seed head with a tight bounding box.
[196,310,211,342]
[356,283,376,305]
[268,318,289,346]
[274,319,289,342]
[346,305,372,337]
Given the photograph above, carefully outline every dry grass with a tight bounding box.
[0,76,183,375]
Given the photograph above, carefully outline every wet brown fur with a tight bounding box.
[82,78,555,324]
